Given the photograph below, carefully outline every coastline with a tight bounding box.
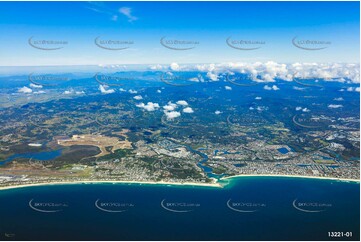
[0,174,359,191]
[220,174,360,183]
[0,179,223,191]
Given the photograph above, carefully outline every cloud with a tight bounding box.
[302,108,310,112]
[34,90,46,94]
[119,88,126,92]
[215,110,222,115]
[128,89,137,94]
[133,95,143,100]
[157,89,162,93]
[149,64,164,70]
[86,3,137,22]
[334,97,344,101]
[75,91,85,95]
[328,104,343,109]
[264,85,279,91]
[225,86,232,90]
[293,86,305,91]
[176,100,188,106]
[207,72,218,81]
[119,7,138,22]
[255,106,268,112]
[18,86,32,93]
[136,102,160,111]
[170,63,180,71]
[30,83,43,89]
[164,111,181,120]
[63,90,73,95]
[346,87,360,92]
[99,85,115,94]
[160,62,359,84]
[296,106,310,112]
[163,102,177,111]
[183,107,194,113]
[255,97,262,100]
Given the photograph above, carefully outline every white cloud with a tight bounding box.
[346,87,360,92]
[164,111,181,120]
[133,95,143,100]
[157,89,162,93]
[34,90,46,94]
[215,110,222,115]
[176,100,188,106]
[136,102,160,111]
[183,107,194,113]
[328,104,343,109]
[128,89,137,94]
[163,102,177,111]
[207,72,218,81]
[302,108,310,112]
[119,88,126,92]
[225,86,232,90]
[255,97,262,100]
[119,7,137,22]
[264,85,279,91]
[159,62,359,84]
[18,86,32,93]
[149,64,164,70]
[75,91,85,95]
[63,90,73,95]
[334,97,344,101]
[170,63,180,71]
[30,83,43,89]
[293,86,305,91]
[295,107,302,111]
[99,85,115,94]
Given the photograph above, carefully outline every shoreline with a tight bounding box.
[220,174,360,183]
[0,180,223,191]
[0,174,359,191]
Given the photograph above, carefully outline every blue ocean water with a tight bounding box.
[0,177,359,241]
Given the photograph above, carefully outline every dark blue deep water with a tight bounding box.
[0,177,359,241]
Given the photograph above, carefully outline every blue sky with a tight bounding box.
[0,1,359,66]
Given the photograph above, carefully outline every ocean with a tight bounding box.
[0,177,359,241]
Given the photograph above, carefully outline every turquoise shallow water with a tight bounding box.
[0,177,359,241]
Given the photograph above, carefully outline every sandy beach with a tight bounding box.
[0,179,223,191]
[220,174,360,183]
[0,174,359,191]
